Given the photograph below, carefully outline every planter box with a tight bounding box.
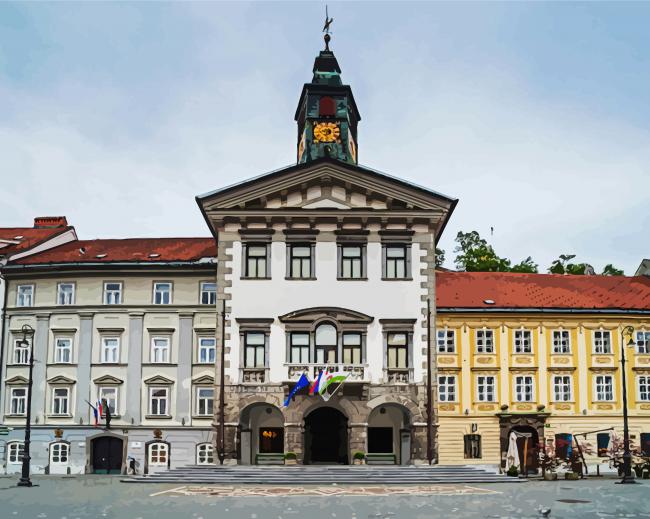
[543,472,558,481]
[284,459,297,465]
[565,471,580,480]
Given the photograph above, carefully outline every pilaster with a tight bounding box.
[126,312,144,423]
[75,312,94,423]
[176,312,194,423]
[33,314,50,423]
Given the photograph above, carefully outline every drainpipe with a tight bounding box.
[426,298,433,465]
[218,298,226,464]
[0,259,8,410]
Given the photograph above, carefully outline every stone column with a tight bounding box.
[126,312,144,424]
[75,312,94,423]
[349,422,367,462]
[33,314,50,424]
[410,423,429,464]
[176,313,194,424]
[284,422,303,462]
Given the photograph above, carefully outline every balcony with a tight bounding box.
[241,368,266,384]
[285,363,368,382]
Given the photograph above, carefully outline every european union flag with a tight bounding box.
[284,373,311,407]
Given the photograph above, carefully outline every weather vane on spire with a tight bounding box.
[322,5,333,51]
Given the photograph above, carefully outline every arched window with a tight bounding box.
[196,443,214,465]
[49,442,69,465]
[7,441,24,464]
[315,323,337,364]
[148,442,169,466]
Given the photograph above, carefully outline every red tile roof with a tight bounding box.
[10,238,216,265]
[0,227,71,256]
[437,271,650,311]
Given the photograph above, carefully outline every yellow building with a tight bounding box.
[435,271,650,473]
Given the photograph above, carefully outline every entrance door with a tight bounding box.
[304,407,348,464]
[92,437,123,474]
[510,426,539,474]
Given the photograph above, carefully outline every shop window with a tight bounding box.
[641,433,650,456]
[464,434,482,459]
[368,427,393,453]
[148,442,169,466]
[259,428,283,454]
[555,433,573,460]
[196,443,214,465]
[597,433,610,457]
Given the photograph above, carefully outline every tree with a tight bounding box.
[549,255,625,276]
[510,256,539,273]
[453,231,511,272]
[435,248,445,269]
[601,264,624,276]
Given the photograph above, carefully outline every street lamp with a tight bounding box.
[17,324,35,488]
[617,325,637,484]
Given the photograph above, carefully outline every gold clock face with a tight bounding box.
[313,122,340,143]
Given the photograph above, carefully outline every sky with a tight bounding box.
[1,2,649,274]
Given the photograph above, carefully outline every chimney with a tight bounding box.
[33,216,68,228]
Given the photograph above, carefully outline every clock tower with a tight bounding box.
[294,39,361,165]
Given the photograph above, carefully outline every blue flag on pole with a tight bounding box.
[284,373,311,407]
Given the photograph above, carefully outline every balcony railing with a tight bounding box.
[285,363,368,382]
[241,368,266,384]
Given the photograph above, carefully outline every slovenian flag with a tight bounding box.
[92,403,99,427]
[309,370,325,395]
[97,400,103,419]
[284,373,311,407]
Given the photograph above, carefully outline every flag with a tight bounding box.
[284,373,311,407]
[86,400,99,427]
[97,400,103,420]
[309,370,325,395]
[319,371,350,401]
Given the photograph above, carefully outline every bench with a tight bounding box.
[366,453,397,465]
[255,453,285,465]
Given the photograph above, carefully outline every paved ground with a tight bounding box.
[0,475,648,519]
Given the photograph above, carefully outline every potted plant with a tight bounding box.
[506,464,519,477]
[284,452,297,465]
[353,451,366,465]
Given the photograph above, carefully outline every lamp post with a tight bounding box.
[17,324,35,488]
[617,325,636,484]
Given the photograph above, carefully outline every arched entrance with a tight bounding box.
[239,402,284,465]
[91,436,124,474]
[304,407,348,464]
[509,425,539,474]
[367,404,411,465]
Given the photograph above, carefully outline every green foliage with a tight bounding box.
[435,248,445,268]
[548,254,625,276]
[601,263,624,276]
[453,231,512,272]
[506,465,519,477]
[353,451,366,460]
[284,451,297,460]
[510,256,539,273]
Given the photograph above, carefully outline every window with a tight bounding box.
[196,387,214,416]
[464,434,481,459]
[597,433,610,457]
[594,330,612,354]
[98,387,118,415]
[476,329,494,353]
[149,387,169,415]
[50,442,69,464]
[151,337,170,363]
[103,282,122,305]
[555,433,573,459]
[153,282,172,304]
[437,328,455,353]
[438,375,456,402]
[9,388,27,415]
[342,333,362,365]
[51,387,70,415]
[16,285,34,307]
[340,245,364,279]
[595,375,614,401]
[477,376,495,402]
[288,244,312,279]
[384,245,408,279]
[553,375,572,402]
[636,331,650,354]
[514,375,534,402]
[54,338,72,363]
[13,339,30,365]
[641,433,650,456]
[101,337,120,363]
[315,324,337,364]
[638,375,650,402]
[7,441,24,464]
[244,332,265,368]
[198,337,216,364]
[552,330,571,353]
[200,282,217,305]
[290,332,310,364]
[57,283,75,305]
[196,443,214,465]
[514,329,532,354]
[148,442,168,466]
[387,333,408,369]
[259,428,284,453]
[244,244,268,278]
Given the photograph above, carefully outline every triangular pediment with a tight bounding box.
[93,375,124,385]
[143,375,174,385]
[5,375,28,385]
[192,374,215,384]
[47,375,76,385]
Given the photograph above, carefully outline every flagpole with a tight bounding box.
[426,298,433,465]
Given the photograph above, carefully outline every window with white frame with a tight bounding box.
[153,282,172,304]
[594,330,612,354]
[387,332,408,369]
[514,375,534,402]
[198,337,216,364]
[100,337,120,363]
[196,443,214,464]
[288,244,312,279]
[49,442,69,465]
[54,337,72,363]
[103,282,122,305]
[340,245,364,279]
[148,442,168,466]
[438,375,457,402]
[437,328,455,353]
[289,332,310,364]
[342,332,362,365]
[7,441,24,464]
[16,285,34,307]
[200,282,217,305]
[13,338,30,365]
[9,387,27,415]
[477,376,495,402]
[151,337,170,363]
[384,244,409,279]
[149,387,169,415]
[57,283,75,305]
[553,375,572,402]
[552,330,571,353]
[244,332,265,368]
[636,331,650,354]
[244,244,268,278]
[98,387,118,415]
[196,387,214,416]
[638,376,650,402]
[315,324,337,364]
[476,329,494,353]
[514,329,532,353]
[51,387,70,415]
[595,375,614,401]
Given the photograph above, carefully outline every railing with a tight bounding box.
[386,368,412,384]
[285,363,368,382]
[241,368,266,383]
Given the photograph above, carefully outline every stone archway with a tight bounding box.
[239,401,284,465]
[304,406,349,464]
[367,403,412,465]
[498,412,548,472]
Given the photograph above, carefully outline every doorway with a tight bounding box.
[510,425,539,474]
[304,407,348,464]
[92,436,123,474]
